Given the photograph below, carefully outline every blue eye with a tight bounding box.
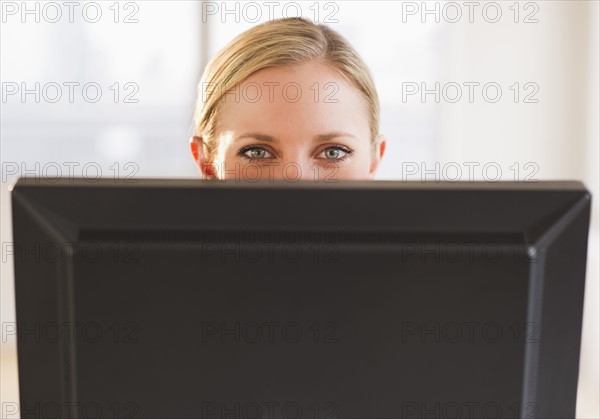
[325,148,341,159]
[318,145,353,161]
[238,146,273,161]
[248,149,266,159]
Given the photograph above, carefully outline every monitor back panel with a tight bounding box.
[12,179,590,418]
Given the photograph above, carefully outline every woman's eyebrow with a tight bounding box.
[234,133,276,143]
[234,132,357,143]
[314,132,357,143]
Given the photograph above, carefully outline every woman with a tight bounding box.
[190,17,386,181]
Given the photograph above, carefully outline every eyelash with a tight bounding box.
[237,144,354,162]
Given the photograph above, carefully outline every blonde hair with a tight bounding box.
[192,17,380,161]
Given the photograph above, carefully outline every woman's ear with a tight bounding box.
[369,134,387,179]
[190,136,217,179]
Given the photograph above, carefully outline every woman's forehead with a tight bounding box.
[216,62,370,134]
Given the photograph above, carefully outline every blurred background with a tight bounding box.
[1,0,598,417]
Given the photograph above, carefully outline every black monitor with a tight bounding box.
[11,178,591,419]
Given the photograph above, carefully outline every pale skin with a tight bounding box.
[190,60,386,181]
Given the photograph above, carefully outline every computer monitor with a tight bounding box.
[10,178,591,419]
